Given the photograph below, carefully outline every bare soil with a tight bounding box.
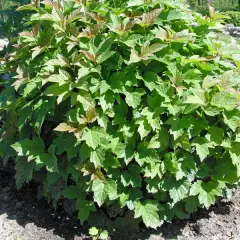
[0,163,240,240]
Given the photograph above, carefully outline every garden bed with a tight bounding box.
[0,163,239,240]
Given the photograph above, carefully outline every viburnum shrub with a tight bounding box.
[1,0,240,232]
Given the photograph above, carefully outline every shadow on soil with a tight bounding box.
[0,167,90,240]
[0,164,233,240]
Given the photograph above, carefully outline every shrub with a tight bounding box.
[188,0,239,13]
[224,11,240,26]
[1,0,240,233]
[0,0,31,39]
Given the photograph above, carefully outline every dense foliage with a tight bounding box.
[1,0,240,233]
[225,11,240,26]
[188,0,239,13]
[0,0,30,40]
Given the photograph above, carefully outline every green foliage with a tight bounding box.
[1,0,240,232]
[0,0,31,39]
[89,227,109,240]
[188,0,239,14]
[224,11,240,26]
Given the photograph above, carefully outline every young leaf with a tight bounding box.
[81,127,106,150]
[90,148,105,167]
[92,179,118,207]
[125,88,146,108]
[78,199,96,224]
[169,180,191,204]
[190,181,223,209]
[134,200,162,229]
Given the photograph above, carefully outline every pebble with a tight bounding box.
[224,23,240,37]
[0,39,9,50]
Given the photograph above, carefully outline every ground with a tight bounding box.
[0,164,240,240]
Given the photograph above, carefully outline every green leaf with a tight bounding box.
[82,127,106,150]
[44,83,69,96]
[44,73,69,85]
[121,34,143,47]
[223,110,240,131]
[127,0,144,7]
[185,196,199,213]
[97,51,115,64]
[121,164,142,187]
[211,91,238,110]
[142,72,160,91]
[125,88,146,108]
[90,148,105,167]
[62,186,84,199]
[192,137,214,161]
[78,200,96,225]
[174,133,191,152]
[137,120,151,140]
[92,179,118,207]
[89,227,99,236]
[12,138,45,161]
[99,230,109,240]
[52,134,80,160]
[17,4,39,11]
[190,181,223,209]
[152,27,168,41]
[36,153,58,172]
[45,55,69,67]
[15,157,35,189]
[202,76,219,89]
[148,128,169,152]
[169,180,191,204]
[144,162,164,179]
[184,89,206,105]
[97,38,112,53]
[164,153,185,180]
[135,146,159,166]
[207,126,224,145]
[72,90,95,111]
[173,202,190,220]
[134,200,162,229]
[212,158,238,184]
[168,10,194,21]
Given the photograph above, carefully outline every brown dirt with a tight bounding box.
[0,164,239,240]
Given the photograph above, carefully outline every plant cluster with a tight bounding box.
[0,0,31,40]
[225,11,240,27]
[188,0,239,14]
[1,0,240,234]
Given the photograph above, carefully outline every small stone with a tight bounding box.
[226,23,235,29]
[216,221,224,226]
[0,39,9,50]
